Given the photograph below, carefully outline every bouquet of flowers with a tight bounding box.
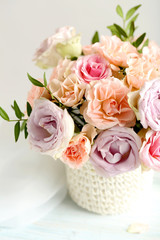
[0,4,159,214]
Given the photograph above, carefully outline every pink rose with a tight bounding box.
[49,74,86,107]
[27,99,74,159]
[74,54,111,84]
[81,77,136,130]
[83,36,138,68]
[126,55,160,89]
[139,78,160,131]
[50,58,74,83]
[27,79,50,107]
[140,130,160,171]
[62,133,91,169]
[90,126,141,178]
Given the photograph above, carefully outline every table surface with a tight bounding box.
[0,174,160,240]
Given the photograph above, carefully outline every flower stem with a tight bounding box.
[8,119,27,122]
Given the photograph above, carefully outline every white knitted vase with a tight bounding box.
[66,161,153,215]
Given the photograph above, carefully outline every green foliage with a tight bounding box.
[126,13,139,32]
[27,102,32,117]
[24,123,28,139]
[27,73,44,87]
[92,31,100,44]
[132,33,146,48]
[13,100,24,119]
[116,5,123,18]
[0,107,10,121]
[107,25,121,39]
[114,24,128,38]
[125,5,141,21]
[14,121,20,142]
[107,4,148,52]
[43,72,48,87]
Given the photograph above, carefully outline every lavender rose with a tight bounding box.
[27,99,74,159]
[139,78,160,131]
[90,126,141,178]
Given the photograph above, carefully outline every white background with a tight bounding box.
[0,0,160,113]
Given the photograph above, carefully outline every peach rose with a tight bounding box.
[50,58,74,83]
[27,79,50,107]
[62,133,91,169]
[126,55,160,89]
[83,36,138,68]
[81,77,136,130]
[49,74,86,107]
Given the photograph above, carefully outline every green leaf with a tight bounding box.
[107,25,122,39]
[14,121,20,142]
[125,5,141,21]
[133,33,146,48]
[14,100,24,119]
[92,31,99,44]
[0,107,10,121]
[138,38,149,53]
[129,21,135,37]
[71,56,78,61]
[27,101,32,117]
[142,38,149,48]
[24,123,28,139]
[43,72,47,87]
[27,73,44,87]
[126,13,139,32]
[116,5,123,18]
[20,120,27,131]
[114,24,128,38]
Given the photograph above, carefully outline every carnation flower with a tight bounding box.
[83,35,138,68]
[126,55,160,89]
[81,77,136,130]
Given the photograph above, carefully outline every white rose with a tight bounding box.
[33,26,82,69]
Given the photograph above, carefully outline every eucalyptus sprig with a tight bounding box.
[107,4,149,50]
[0,100,32,142]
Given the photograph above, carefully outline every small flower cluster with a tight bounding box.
[1,5,160,177]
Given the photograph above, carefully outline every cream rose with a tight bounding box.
[49,74,86,107]
[49,58,74,83]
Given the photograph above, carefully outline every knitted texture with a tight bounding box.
[66,161,152,215]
